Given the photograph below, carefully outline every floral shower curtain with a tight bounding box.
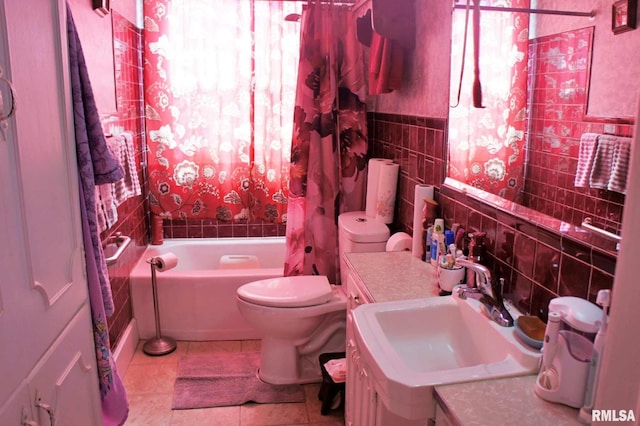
[143,0,302,222]
[448,0,530,201]
[284,2,368,284]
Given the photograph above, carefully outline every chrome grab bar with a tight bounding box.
[103,232,132,265]
[581,218,621,248]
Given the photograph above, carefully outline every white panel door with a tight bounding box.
[0,0,100,422]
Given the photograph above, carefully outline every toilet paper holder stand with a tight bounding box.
[143,257,177,356]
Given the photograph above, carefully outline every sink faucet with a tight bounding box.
[454,259,514,327]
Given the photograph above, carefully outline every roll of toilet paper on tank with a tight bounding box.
[374,162,400,224]
[153,252,178,272]
[365,158,393,217]
[386,232,412,252]
[411,184,435,258]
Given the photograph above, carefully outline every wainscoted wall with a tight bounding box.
[160,218,287,239]
[368,112,616,322]
[367,113,447,233]
[100,11,148,349]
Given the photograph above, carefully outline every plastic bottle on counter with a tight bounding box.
[430,219,445,266]
[424,224,433,262]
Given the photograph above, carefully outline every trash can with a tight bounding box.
[318,352,346,415]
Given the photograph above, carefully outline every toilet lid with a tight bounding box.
[237,276,333,307]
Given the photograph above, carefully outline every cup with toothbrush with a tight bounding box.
[436,244,465,293]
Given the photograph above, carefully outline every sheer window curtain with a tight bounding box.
[143,0,302,222]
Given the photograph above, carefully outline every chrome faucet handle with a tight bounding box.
[455,259,493,295]
[454,261,514,327]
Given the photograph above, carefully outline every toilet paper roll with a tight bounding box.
[365,158,393,218]
[386,232,412,252]
[153,252,178,272]
[411,184,435,258]
[374,162,400,224]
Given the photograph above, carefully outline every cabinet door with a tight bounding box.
[0,0,95,414]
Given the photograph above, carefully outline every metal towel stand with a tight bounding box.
[143,257,177,356]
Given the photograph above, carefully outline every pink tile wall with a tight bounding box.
[100,11,148,349]
[160,218,287,239]
[524,28,633,235]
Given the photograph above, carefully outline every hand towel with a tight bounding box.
[109,132,142,205]
[95,184,119,233]
[574,133,599,188]
[368,32,404,95]
[605,135,632,194]
[589,135,617,190]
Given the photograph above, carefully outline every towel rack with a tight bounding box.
[103,232,132,265]
[581,218,621,250]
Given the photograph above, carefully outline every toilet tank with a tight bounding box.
[338,211,390,284]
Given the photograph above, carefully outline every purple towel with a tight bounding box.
[67,5,128,425]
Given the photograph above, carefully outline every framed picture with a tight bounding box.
[612,0,637,34]
[92,0,110,17]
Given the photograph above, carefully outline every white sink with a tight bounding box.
[352,292,541,420]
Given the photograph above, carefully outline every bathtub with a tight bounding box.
[130,237,285,341]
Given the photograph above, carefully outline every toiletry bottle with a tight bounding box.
[430,219,445,266]
[425,224,433,262]
[421,200,431,261]
[466,231,486,287]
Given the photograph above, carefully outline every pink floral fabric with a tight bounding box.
[448,0,530,202]
[284,3,368,284]
[143,0,303,222]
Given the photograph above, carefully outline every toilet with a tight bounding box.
[236,211,390,384]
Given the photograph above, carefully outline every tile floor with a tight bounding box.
[123,340,345,426]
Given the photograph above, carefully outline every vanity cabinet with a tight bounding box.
[345,269,376,426]
[0,0,102,424]
[344,268,420,426]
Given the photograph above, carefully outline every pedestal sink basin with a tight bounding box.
[352,291,541,421]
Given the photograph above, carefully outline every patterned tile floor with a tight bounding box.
[123,340,345,426]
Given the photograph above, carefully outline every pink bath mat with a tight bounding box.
[172,351,306,409]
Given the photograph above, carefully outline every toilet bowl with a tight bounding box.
[237,276,347,384]
[236,211,390,384]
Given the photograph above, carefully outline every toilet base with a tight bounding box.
[258,313,347,385]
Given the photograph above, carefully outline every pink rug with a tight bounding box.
[172,352,306,409]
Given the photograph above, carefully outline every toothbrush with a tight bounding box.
[579,290,611,422]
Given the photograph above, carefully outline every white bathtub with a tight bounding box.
[130,237,285,341]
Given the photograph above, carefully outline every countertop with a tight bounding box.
[435,375,582,426]
[344,250,583,426]
[343,250,440,302]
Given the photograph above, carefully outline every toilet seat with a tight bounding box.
[237,276,333,308]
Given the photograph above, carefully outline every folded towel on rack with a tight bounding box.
[368,31,404,95]
[589,135,616,190]
[605,135,632,194]
[108,132,142,205]
[94,132,142,232]
[574,133,599,188]
[95,184,119,233]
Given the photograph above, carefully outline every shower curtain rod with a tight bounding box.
[256,0,356,6]
[453,3,595,18]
